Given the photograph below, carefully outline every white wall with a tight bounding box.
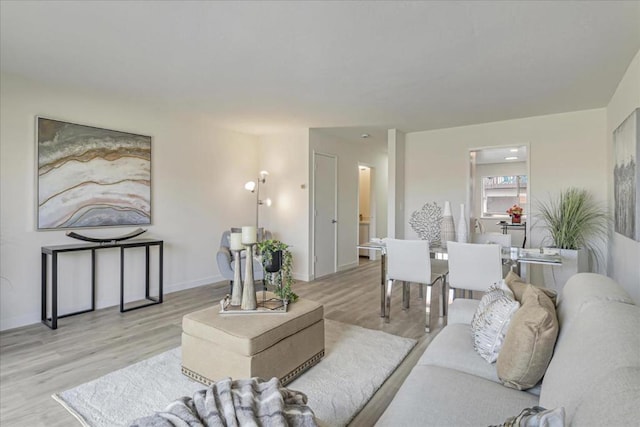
[0,73,260,330]
[404,108,608,286]
[606,49,640,303]
[309,130,388,274]
[387,129,405,238]
[258,130,311,281]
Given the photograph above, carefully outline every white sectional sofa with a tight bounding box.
[376,273,640,426]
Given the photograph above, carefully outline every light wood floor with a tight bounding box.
[0,258,443,427]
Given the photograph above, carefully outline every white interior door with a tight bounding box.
[314,153,337,278]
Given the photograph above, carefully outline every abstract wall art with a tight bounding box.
[37,117,151,229]
[613,108,639,242]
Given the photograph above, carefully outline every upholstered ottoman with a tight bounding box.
[181,297,324,386]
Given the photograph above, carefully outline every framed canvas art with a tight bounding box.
[37,117,151,229]
[613,108,639,242]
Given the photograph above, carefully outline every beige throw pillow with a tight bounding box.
[497,284,559,390]
[505,271,557,305]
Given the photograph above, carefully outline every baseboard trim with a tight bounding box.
[0,276,224,332]
[293,272,312,282]
[0,312,42,332]
[338,261,358,272]
[164,275,222,294]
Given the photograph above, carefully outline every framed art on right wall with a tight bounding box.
[613,107,639,242]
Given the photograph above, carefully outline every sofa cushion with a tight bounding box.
[418,323,500,383]
[571,367,640,426]
[497,285,559,390]
[471,282,520,363]
[539,301,640,424]
[375,365,538,426]
[504,270,557,305]
[557,272,633,331]
[448,298,480,325]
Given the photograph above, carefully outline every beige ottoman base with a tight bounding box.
[182,319,324,386]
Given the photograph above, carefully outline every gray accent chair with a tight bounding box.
[216,228,272,293]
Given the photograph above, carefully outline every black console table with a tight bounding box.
[41,239,163,329]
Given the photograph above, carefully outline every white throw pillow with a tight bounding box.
[471,280,514,330]
[471,280,520,363]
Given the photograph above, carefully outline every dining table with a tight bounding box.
[356,241,562,318]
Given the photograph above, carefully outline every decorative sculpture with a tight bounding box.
[66,228,147,244]
[409,202,442,246]
[230,249,244,306]
[241,243,258,310]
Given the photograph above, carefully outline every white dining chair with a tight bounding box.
[471,232,516,277]
[445,241,503,325]
[384,238,447,332]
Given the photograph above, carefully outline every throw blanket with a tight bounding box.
[130,377,317,427]
[490,406,565,427]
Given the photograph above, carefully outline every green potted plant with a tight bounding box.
[536,187,609,288]
[257,239,298,302]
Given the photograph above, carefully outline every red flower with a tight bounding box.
[506,204,523,215]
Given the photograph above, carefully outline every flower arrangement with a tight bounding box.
[506,204,524,216]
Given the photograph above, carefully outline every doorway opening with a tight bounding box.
[468,145,529,248]
[358,165,376,260]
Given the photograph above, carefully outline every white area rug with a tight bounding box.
[53,319,416,427]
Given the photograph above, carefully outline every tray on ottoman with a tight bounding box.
[219,293,288,314]
[182,295,324,386]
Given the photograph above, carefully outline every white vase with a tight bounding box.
[440,201,455,248]
[456,203,468,243]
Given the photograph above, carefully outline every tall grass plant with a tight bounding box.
[537,187,609,266]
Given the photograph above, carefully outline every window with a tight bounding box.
[481,175,527,217]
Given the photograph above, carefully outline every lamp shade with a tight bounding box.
[244,181,256,192]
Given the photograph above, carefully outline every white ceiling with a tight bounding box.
[1,1,639,137]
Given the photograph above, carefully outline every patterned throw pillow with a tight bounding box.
[471,280,520,363]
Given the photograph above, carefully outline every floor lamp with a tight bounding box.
[244,170,271,228]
